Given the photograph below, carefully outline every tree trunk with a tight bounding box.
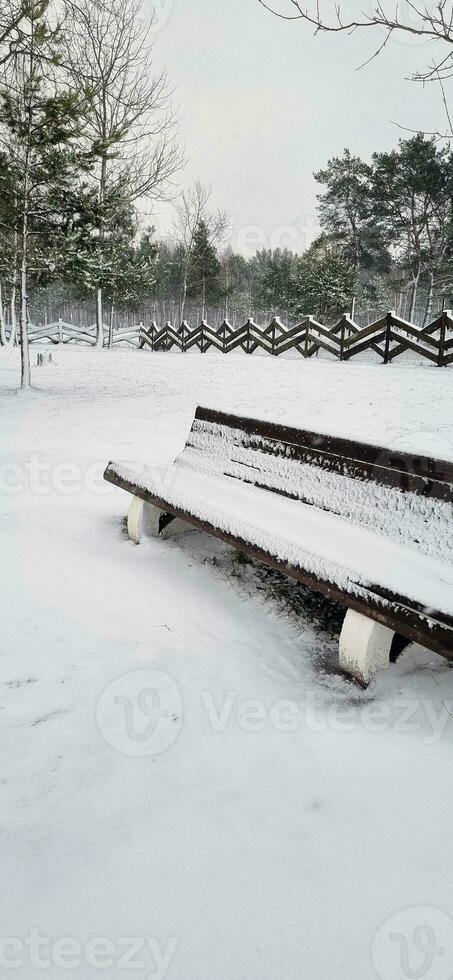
[4,220,19,346]
[408,268,420,323]
[201,273,206,320]
[423,271,435,327]
[96,287,104,348]
[20,137,31,386]
[108,302,115,349]
[20,224,31,389]
[180,267,188,324]
[96,151,107,348]
[224,266,229,321]
[9,287,17,346]
[18,12,35,389]
[0,284,6,345]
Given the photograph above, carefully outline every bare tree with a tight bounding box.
[172,179,229,322]
[257,1,453,131]
[64,0,182,346]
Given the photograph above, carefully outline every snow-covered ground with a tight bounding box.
[1,347,453,980]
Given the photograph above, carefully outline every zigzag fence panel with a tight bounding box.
[139,311,453,366]
[18,311,453,366]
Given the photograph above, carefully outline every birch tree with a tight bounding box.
[64,0,181,347]
[0,2,35,346]
[0,149,19,345]
[0,0,84,387]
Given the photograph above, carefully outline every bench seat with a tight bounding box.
[109,458,453,620]
[105,406,453,681]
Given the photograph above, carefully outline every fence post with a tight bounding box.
[220,320,227,354]
[383,311,393,364]
[270,318,276,356]
[58,317,63,343]
[438,310,448,368]
[339,314,346,361]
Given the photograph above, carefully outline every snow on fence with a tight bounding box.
[25,320,140,347]
[20,311,453,365]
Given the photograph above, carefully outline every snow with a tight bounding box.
[110,456,453,618]
[1,346,453,980]
[184,421,452,559]
[109,378,453,623]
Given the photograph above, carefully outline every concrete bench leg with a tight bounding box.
[339,609,394,685]
[127,496,192,544]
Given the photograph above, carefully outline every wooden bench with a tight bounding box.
[104,406,453,685]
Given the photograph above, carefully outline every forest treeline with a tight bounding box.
[1,2,453,387]
[31,136,453,334]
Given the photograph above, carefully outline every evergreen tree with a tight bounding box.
[150,242,188,314]
[371,134,453,323]
[314,149,381,273]
[187,220,223,318]
[221,249,250,320]
[250,248,299,313]
[290,236,356,322]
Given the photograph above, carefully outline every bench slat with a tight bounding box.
[194,407,453,497]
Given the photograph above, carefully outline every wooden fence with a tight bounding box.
[22,310,453,365]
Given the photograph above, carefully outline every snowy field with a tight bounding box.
[1,347,453,980]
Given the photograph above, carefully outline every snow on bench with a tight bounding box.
[104,407,453,685]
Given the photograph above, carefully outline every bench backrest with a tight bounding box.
[176,406,453,565]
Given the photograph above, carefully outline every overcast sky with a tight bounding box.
[148,0,448,255]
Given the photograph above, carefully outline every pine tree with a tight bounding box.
[371,134,453,324]
[250,248,299,314]
[314,150,378,273]
[221,249,250,320]
[187,220,223,318]
[67,208,159,343]
[290,236,356,322]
